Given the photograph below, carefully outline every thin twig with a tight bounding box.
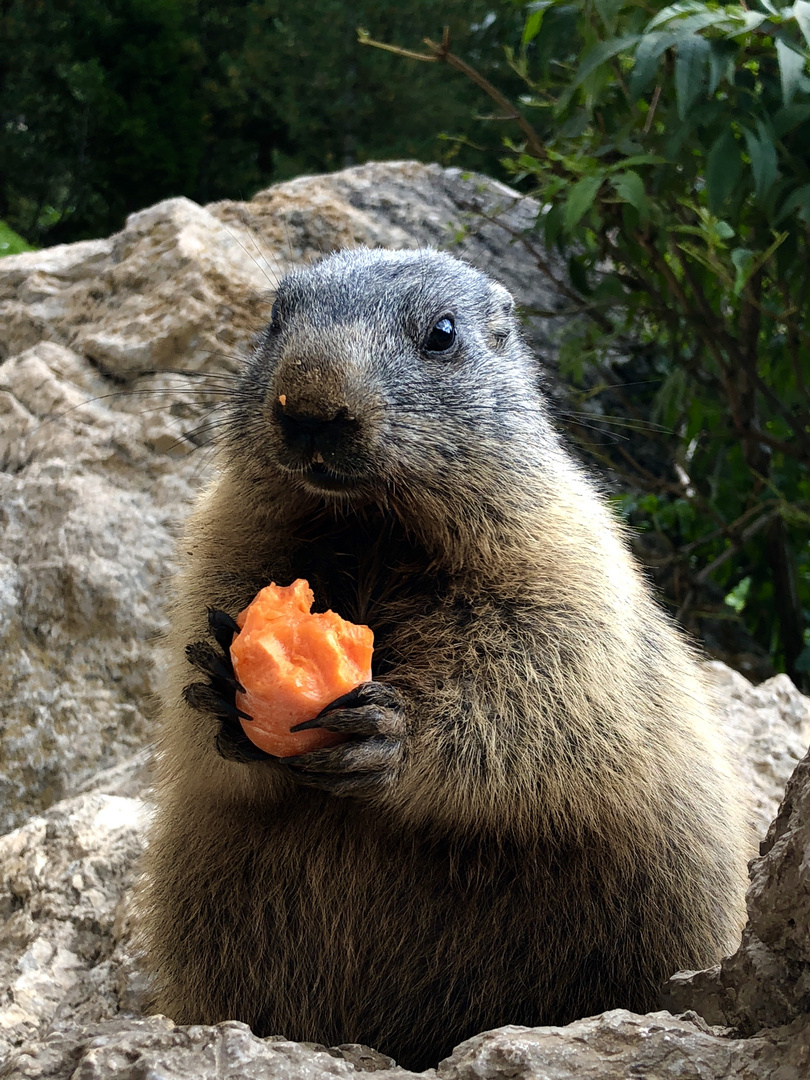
[643,84,662,135]
[358,27,548,162]
[693,509,780,584]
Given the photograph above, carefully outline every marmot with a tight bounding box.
[139,248,749,1070]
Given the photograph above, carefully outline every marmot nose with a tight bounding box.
[275,400,358,459]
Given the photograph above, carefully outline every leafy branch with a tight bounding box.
[362,0,810,686]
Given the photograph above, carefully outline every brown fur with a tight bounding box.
[139,248,750,1070]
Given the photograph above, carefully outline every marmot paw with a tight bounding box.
[183,609,271,763]
[280,682,407,795]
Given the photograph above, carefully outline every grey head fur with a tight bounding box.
[225,248,564,545]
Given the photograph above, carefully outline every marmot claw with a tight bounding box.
[291,681,405,731]
[282,681,407,795]
[183,609,272,763]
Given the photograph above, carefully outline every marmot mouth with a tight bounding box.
[300,460,364,494]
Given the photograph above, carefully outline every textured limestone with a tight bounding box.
[0,340,192,831]
[7,1011,810,1079]
[0,793,146,1068]
[707,662,810,838]
[663,745,810,1036]
[6,1017,410,1080]
[439,1012,810,1080]
[0,164,562,378]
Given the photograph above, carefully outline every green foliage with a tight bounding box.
[0,220,34,256]
[501,0,810,685]
[1,0,206,244]
[0,0,524,245]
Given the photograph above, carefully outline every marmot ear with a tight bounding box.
[487,282,516,346]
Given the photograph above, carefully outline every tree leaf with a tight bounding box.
[629,32,680,97]
[594,0,626,33]
[653,366,688,428]
[706,129,743,213]
[522,7,547,46]
[706,39,733,94]
[728,10,769,34]
[591,274,627,303]
[543,203,564,248]
[568,254,591,294]
[735,231,789,288]
[646,1,714,32]
[611,170,650,220]
[743,126,780,200]
[685,397,705,442]
[675,34,710,119]
[605,153,667,170]
[775,182,810,225]
[675,240,727,277]
[730,247,754,295]
[794,0,810,48]
[557,36,641,110]
[661,11,737,35]
[563,173,605,232]
[772,103,810,137]
[776,39,806,106]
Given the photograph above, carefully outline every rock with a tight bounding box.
[707,662,810,839]
[663,744,810,1037]
[76,751,153,802]
[0,164,561,380]
[4,740,810,1078]
[0,335,210,832]
[8,1011,810,1079]
[0,241,113,362]
[437,1012,810,1080]
[7,1017,418,1080]
[0,793,147,1069]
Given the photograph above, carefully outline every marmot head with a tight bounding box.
[227,248,557,525]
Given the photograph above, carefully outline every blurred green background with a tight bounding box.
[0,0,523,246]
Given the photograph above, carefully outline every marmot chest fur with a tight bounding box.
[140,247,749,1070]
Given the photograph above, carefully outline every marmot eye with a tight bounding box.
[424,317,456,353]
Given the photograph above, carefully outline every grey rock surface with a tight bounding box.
[663,743,810,1037]
[76,751,152,801]
[8,1010,810,1080]
[706,662,810,838]
[3,720,810,1077]
[0,793,146,1068]
[439,1012,810,1080]
[8,1017,412,1080]
[0,337,208,832]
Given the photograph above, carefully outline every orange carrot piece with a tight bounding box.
[230,579,374,757]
